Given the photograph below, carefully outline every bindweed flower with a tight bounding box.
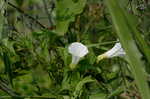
[68,42,89,69]
[97,43,126,62]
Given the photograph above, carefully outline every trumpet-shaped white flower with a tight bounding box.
[68,42,88,69]
[97,43,126,62]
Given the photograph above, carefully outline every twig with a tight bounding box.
[42,0,53,26]
[7,2,47,29]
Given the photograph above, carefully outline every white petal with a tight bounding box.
[105,43,126,58]
[68,42,89,57]
[71,56,80,65]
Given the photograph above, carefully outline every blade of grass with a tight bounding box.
[1,44,13,86]
[123,7,150,68]
[3,52,13,86]
[105,0,150,99]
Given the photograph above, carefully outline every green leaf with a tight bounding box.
[56,0,87,35]
[107,87,124,98]
[73,76,95,98]
[2,38,16,55]
[15,0,24,6]
[89,93,107,99]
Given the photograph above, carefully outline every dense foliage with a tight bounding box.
[0,0,150,99]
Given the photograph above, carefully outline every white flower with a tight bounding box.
[97,43,126,62]
[68,42,89,69]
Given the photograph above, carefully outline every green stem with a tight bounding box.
[87,41,118,48]
[69,63,77,70]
